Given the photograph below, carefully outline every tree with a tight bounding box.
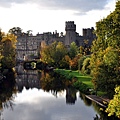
[79,46,84,55]
[81,57,91,74]
[55,42,68,68]
[41,41,68,68]
[69,55,80,70]
[68,42,79,59]
[2,33,17,48]
[106,86,120,118]
[0,29,3,70]
[1,33,17,68]
[8,27,22,36]
[90,0,120,97]
[26,30,32,36]
[78,56,87,71]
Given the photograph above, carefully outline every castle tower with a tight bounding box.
[83,27,94,37]
[65,21,76,46]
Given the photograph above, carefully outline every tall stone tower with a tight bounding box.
[65,21,76,47]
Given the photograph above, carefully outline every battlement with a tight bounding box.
[83,27,94,37]
[65,21,76,31]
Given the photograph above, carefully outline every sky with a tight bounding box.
[0,0,116,35]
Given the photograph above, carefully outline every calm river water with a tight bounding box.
[0,65,118,120]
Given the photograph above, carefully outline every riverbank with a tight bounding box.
[54,69,93,87]
[54,69,110,108]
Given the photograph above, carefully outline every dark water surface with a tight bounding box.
[0,65,118,120]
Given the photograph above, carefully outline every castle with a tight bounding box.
[16,21,96,60]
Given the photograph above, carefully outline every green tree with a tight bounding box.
[55,42,68,68]
[41,41,68,68]
[90,0,120,97]
[81,57,91,74]
[68,42,79,59]
[106,86,120,118]
[78,56,87,71]
[41,45,53,64]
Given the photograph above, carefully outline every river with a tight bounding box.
[0,65,118,120]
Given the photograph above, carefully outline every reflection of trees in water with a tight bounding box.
[40,71,65,95]
[0,69,17,110]
[39,71,77,104]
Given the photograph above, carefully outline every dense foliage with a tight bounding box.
[40,41,68,68]
[106,86,120,118]
[90,0,120,98]
[40,41,80,69]
[0,30,17,69]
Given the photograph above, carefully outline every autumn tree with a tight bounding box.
[66,42,80,70]
[90,0,120,97]
[1,33,17,68]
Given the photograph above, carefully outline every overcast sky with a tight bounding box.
[0,0,116,35]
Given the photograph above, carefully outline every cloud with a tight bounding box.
[0,0,25,7]
[4,96,95,120]
[0,0,110,14]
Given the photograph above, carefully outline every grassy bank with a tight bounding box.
[54,69,93,87]
[54,69,94,94]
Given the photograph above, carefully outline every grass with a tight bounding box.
[54,69,93,88]
[54,69,108,96]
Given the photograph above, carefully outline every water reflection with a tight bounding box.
[0,70,17,109]
[40,71,77,104]
[0,69,17,119]
[4,88,98,120]
[16,64,40,92]
[0,65,119,120]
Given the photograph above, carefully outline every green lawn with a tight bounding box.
[54,69,93,88]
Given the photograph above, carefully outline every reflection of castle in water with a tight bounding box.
[15,64,77,104]
[66,87,77,105]
[15,64,41,92]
